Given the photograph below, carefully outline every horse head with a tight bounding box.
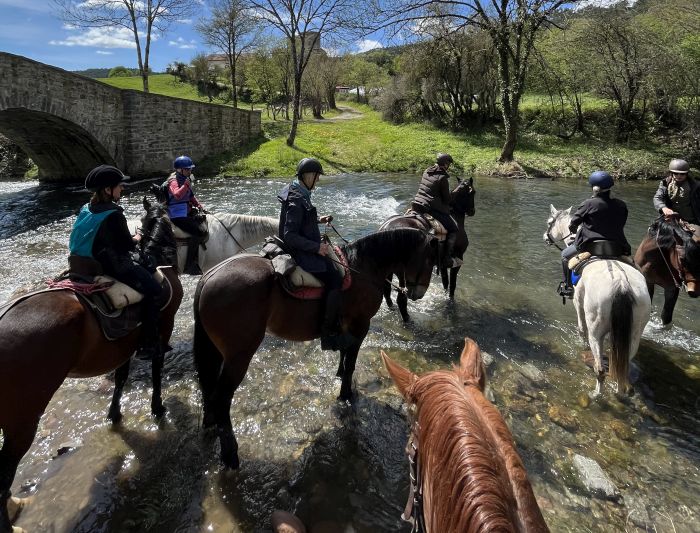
[682,236,700,297]
[403,231,439,300]
[544,205,574,248]
[649,218,700,297]
[140,197,178,269]
[451,177,476,217]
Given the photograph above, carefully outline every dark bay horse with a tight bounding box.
[381,178,475,321]
[0,201,182,533]
[635,217,700,326]
[193,228,438,468]
[382,338,549,532]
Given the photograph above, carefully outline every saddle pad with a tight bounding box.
[283,247,352,300]
[569,253,636,273]
[287,246,347,288]
[94,268,166,310]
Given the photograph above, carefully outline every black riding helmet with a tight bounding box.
[85,165,129,191]
[437,153,454,167]
[296,157,324,177]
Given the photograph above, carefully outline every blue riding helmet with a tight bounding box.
[588,171,614,189]
[174,155,195,169]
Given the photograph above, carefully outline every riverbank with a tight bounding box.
[97,75,679,181]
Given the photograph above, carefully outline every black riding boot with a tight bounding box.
[184,237,202,275]
[136,304,161,361]
[320,289,342,351]
[443,232,463,268]
[557,261,574,299]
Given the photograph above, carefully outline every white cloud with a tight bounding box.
[178,18,192,24]
[169,36,197,49]
[96,50,113,55]
[49,26,136,48]
[356,39,383,53]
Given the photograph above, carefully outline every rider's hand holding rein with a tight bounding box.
[318,242,331,256]
[319,215,333,224]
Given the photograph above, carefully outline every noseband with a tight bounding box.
[545,217,572,251]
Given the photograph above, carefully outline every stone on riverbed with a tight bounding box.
[572,454,620,501]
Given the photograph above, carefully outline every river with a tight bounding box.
[2,174,698,532]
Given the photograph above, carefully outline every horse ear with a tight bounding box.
[566,206,573,214]
[381,350,416,399]
[143,196,151,210]
[468,177,473,185]
[456,338,486,391]
[549,204,557,216]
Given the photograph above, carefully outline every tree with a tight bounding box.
[108,65,132,77]
[245,0,361,145]
[347,58,383,104]
[377,0,577,161]
[53,0,199,92]
[196,0,260,109]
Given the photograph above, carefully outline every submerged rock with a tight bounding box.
[519,363,545,383]
[572,454,621,501]
[548,405,579,432]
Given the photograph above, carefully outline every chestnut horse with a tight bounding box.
[381,178,475,321]
[634,217,700,326]
[382,338,549,533]
[193,228,438,468]
[0,201,182,533]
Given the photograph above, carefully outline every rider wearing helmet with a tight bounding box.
[557,171,631,298]
[69,164,162,359]
[166,155,207,274]
[653,159,700,233]
[411,153,463,268]
[277,157,341,350]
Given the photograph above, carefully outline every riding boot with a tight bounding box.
[136,304,161,361]
[443,232,463,268]
[557,261,574,299]
[320,289,342,351]
[184,237,202,275]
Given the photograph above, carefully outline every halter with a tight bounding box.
[544,216,573,251]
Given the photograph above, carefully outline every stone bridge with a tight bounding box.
[0,52,261,182]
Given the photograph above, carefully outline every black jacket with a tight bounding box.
[412,164,451,215]
[277,182,326,273]
[570,193,631,255]
[91,203,137,276]
[653,176,700,224]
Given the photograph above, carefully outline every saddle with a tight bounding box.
[260,236,351,300]
[402,209,447,237]
[567,240,636,279]
[171,215,209,245]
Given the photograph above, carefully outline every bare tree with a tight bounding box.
[196,0,260,108]
[245,0,360,145]
[377,0,577,162]
[53,0,199,92]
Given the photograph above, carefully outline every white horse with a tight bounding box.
[130,213,278,274]
[544,205,651,396]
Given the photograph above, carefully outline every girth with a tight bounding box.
[402,420,426,533]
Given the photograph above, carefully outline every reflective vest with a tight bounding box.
[167,173,194,219]
[69,203,118,258]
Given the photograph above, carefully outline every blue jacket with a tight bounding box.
[277,181,326,273]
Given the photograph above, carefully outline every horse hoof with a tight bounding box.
[107,410,123,425]
[152,403,167,419]
[271,510,307,533]
[660,321,673,330]
[8,496,31,523]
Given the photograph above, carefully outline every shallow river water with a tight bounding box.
[1,174,698,533]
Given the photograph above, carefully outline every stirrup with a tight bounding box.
[556,282,574,298]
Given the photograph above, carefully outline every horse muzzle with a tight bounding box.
[543,232,552,245]
[686,280,698,297]
[408,285,428,300]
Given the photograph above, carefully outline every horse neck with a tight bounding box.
[142,217,178,268]
[415,374,544,532]
[344,230,426,279]
[214,213,278,248]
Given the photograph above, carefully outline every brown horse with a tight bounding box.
[634,217,700,326]
[381,178,475,321]
[0,200,182,533]
[193,228,438,468]
[382,338,549,533]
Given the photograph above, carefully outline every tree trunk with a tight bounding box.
[499,116,518,162]
[327,88,337,110]
[287,76,302,146]
[356,87,361,103]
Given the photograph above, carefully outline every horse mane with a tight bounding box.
[648,218,690,249]
[684,236,700,276]
[141,202,178,267]
[213,213,278,241]
[344,228,430,266]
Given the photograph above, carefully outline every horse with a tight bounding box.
[634,217,700,326]
[381,338,549,533]
[193,228,438,468]
[0,200,183,533]
[544,206,650,396]
[380,178,475,321]
[130,212,279,274]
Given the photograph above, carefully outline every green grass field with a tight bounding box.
[98,75,675,179]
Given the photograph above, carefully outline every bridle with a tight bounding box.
[544,215,573,251]
[402,419,425,533]
[401,239,435,294]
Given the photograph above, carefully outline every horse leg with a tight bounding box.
[660,286,680,327]
[193,318,224,428]
[397,274,409,322]
[0,421,39,533]
[588,334,606,397]
[383,277,393,308]
[335,352,345,378]
[150,351,166,418]
[107,360,131,424]
[449,266,460,299]
[440,267,449,292]
[338,330,367,402]
[646,282,655,301]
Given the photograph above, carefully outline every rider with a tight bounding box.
[166,155,207,275]
[653,158,700,235]
[69,164,162,359]
[277,157,342,350]
[411,153,463,268]
[558,170,632,298]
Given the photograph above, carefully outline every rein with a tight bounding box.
[402,420,425,533]
[212,214,247,252]
[652,223,685,291]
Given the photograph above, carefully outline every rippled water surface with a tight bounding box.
[2,174,699,532]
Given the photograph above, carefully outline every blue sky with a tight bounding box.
[0,0,384,72]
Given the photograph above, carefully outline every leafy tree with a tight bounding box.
[196,0,260,108]
[108,65,132,77]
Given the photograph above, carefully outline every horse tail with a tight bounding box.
[609,289,634,390]
[193,283,223,425]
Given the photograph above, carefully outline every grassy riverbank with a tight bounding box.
[99,75,676,180]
